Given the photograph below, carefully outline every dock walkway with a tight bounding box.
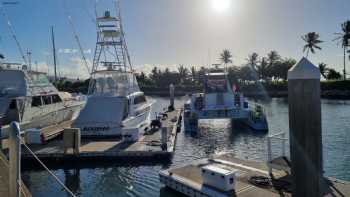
[19,109,182,168]
[160,153,350,197]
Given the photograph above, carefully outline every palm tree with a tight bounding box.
[177,64,188,83]
[334,20,350,80]
[302,32,323,57]
[318,63,328,79]
[246,52,259,70]
[220,49,233,69]
[267,50,280,65]
[190,66,197,82]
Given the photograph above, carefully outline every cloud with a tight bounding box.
[58,48,92,54]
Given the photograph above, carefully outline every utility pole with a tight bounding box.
[27,49,31,71]
[51,26,58,82]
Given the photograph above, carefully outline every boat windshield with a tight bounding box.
[91,71,140,96]
[205,74,228,93]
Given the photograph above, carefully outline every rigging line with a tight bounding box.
[0,5,28,64]
[18,138,76,197]
[83,0,96,25]
[67,15,91,75]
[62,0,91,75]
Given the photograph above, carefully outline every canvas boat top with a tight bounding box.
[0,68,59,98]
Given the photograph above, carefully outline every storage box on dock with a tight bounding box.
[25,128,41,144]
[201,164,238,191]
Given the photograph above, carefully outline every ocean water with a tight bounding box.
[22,96,350,197]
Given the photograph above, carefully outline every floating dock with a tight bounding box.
[2,109,182,169]
[159,153,350,197]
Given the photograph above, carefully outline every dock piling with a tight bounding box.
[9,121,21,197]
[288,57,324,197]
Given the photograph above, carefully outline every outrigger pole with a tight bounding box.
[51,26,58,82]
[0,3,28,65]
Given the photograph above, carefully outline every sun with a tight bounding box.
[212,0,231,12]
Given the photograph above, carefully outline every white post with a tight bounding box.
[9,121,21,197]
[282,132,286,157]
[288,57,323,197]
[267,136,272,175]
[169,83,175,109]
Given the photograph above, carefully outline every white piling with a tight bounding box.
[288,57,324,197]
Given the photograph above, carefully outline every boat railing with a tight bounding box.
[248,101,266,119]
[267,131,289,161]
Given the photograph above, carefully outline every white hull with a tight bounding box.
[75,98,153,137]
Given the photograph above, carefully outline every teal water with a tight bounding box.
[22,97,350,197]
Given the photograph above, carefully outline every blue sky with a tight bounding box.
[0,0,349,78]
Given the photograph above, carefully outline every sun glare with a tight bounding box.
[212,0,231,12]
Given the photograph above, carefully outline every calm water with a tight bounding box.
[22,97,350,197]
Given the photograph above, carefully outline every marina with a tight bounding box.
[0,0,349,196]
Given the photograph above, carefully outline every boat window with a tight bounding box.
[134,95,146,105]
[42,96,52,105]
[229,177,234,184]
[205,78,228,93]
[9,100,17,109]
[31,96,42,107]
[52,94,62,103]
[123,99,129,120]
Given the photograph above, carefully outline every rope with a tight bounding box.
[18,137,76,197]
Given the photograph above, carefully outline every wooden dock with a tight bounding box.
[12,109,182,168]
[159,153,350,197]
[0,151,31,197]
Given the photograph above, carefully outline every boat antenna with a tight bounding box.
[27,49,32,70]
[0,3,28,65]
[51,26,58,82]
[67,15,91,75]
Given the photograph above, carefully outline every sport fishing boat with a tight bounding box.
[0,63,84,132]
[73,6,153,137]
[183,67,268,133]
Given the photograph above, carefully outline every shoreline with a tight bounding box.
[142,89,350,100]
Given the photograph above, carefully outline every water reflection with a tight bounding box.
[22,97,350,197]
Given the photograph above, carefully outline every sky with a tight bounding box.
[0,0,349,79]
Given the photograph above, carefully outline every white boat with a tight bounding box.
[183,67,268,132]
[73,7,153,137]
[0,63,84,132]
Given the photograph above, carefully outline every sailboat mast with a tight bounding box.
[51,26,58,82]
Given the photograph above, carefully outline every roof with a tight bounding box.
[202,164,239,176]
[288,57,320,79]
[206,72,227,76]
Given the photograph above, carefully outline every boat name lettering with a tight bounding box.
[83,127,110,131]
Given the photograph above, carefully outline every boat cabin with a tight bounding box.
[201,164,239,191]
[0,68,65,126]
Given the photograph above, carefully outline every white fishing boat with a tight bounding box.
[183,67,268,132]
[0,63,84,132]
[73,5,153,137]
